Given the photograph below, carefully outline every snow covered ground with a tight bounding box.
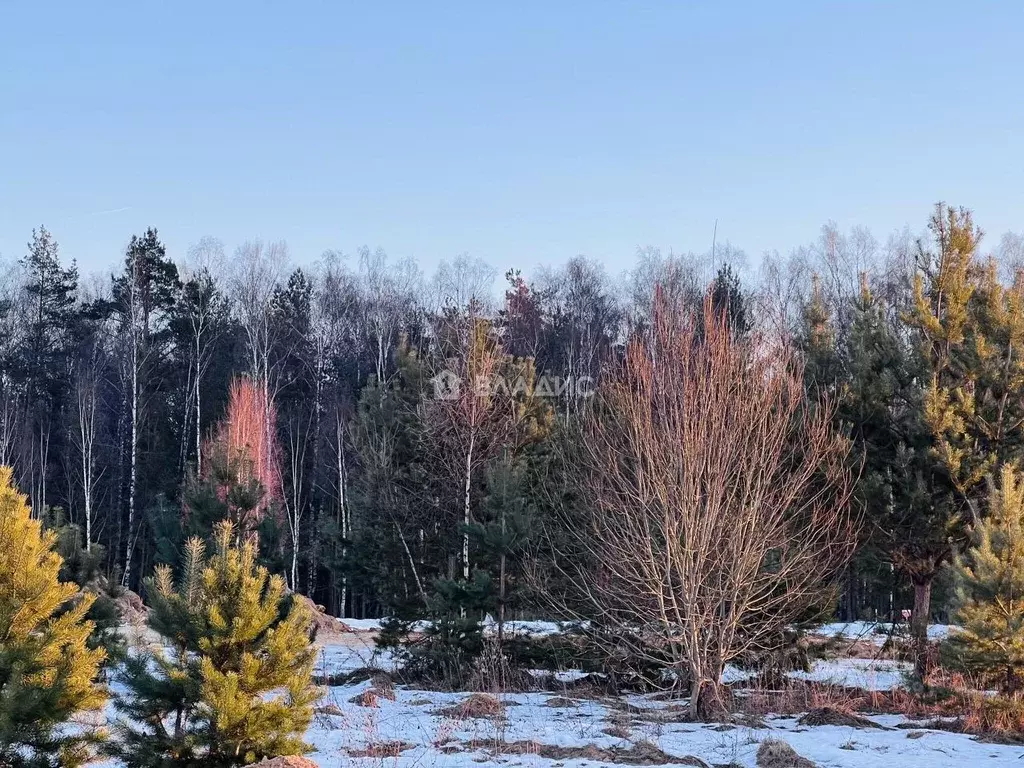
[786,658,911,691]
[303,685,1024,767]
[812,621,955,643]
[92,628,1024,768]
[337,616,582,637]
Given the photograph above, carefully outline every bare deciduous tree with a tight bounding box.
[0,259,21,469]
[72,326,106,552]
[426,309,536,589]
[230,240,289,400]
[179,237,230,468]
[358,247,420,384]
[429,253,497,315]
[536,256,622,415]
[551,288,855,719]
[427,317,510,582]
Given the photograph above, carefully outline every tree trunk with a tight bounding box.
[291,528,299,592]
[80,404,92,552]
[688,676,703,721]
[395,521,427,602]
[124,337,139,588]
[462,432,475,581]
[911,577,933,679]
[498,527,507,646]
[195,333,202,467]
[337,421,349,617]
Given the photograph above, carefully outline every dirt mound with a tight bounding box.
[247,757,318,768]
[756,740,816,768]
[438,693,505,719]
[798,706,883,729]
[115,589,148,625]
[293,595,343,636]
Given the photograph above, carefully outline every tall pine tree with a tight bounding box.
[908,203,1024,672]
[16,226,79,516]
[96,228,181,587]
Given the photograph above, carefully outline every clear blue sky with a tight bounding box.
[1,2,1021,276]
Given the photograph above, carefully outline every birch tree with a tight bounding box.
[358,247,420,384]
[72,322,106,552]
[426,313,531,583]
[231,240,288,399]
[175,238,230,470]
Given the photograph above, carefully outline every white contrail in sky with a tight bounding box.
[58,206,133,223]
[84,206,132,217]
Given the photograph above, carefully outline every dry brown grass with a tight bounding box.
[732,679,931,719]
[249,757,319,768]
[437,692,505,719]
[346,741,415,758]
[466,738,703,765]
[603,723,632,739]
[755,739,816,768]
[956,695,1024,743]
[313,703,343,716]
[797,706,884,729]
[729,667,1024,742]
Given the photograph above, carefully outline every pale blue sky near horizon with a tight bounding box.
[1,2,1021,279]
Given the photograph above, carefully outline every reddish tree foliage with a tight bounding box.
[202,378,283,531]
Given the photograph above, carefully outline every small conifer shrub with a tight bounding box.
[0,466,106,768]
[111,521,320,767]
[944,466,1024,694]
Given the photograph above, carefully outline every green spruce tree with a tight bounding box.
[111,521,320,767]
[707,262,751,336]
[842,278,956,637]
[0,467,106,768]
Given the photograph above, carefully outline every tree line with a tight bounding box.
[2,205,1023,638]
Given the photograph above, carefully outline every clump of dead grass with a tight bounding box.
[756,739,817,768]
[437,692,505,719]
[468,738,698,765]
[798,706,884,729]
[347,740,415,758]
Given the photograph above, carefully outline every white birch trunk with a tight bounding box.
[462,431,475,581]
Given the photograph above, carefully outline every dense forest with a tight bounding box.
[1,202,1021,637]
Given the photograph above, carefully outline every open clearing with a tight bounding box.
[93,622,1024,768]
